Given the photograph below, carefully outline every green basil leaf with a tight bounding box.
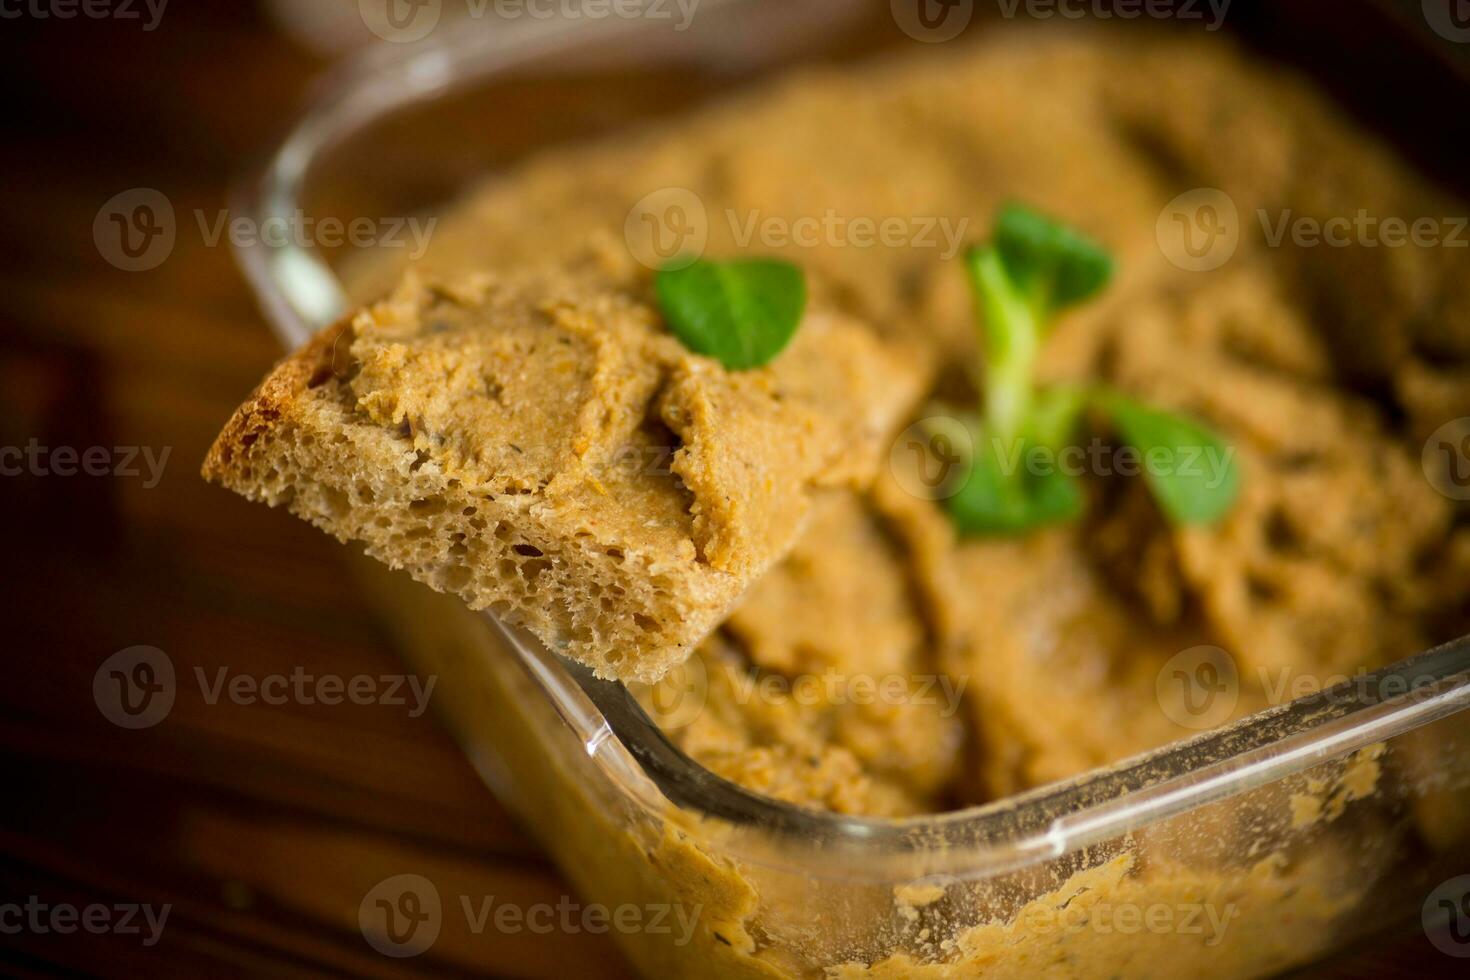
[946,437,1084,535]
[1097,393,1241,526]
[994,202,1114,315]
[655,258,807,370]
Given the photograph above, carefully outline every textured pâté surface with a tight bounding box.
[203,255,927,681]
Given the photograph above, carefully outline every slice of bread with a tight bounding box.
[204,260,928,682]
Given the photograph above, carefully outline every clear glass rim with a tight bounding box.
[231,6,1470,883]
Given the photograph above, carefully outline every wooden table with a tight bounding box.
[0,3,632,975]
[0,2,1457,976]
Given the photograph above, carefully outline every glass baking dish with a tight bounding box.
[232,1,1470,975]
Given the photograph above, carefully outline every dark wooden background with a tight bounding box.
[0,1,1460,976]
[0,2,633,975]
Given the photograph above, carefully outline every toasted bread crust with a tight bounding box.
[202,317,352,488]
